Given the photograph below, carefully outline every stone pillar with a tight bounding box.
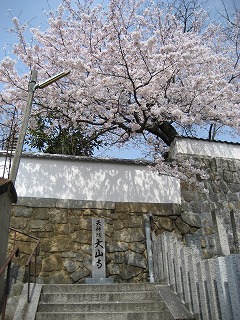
[215,257,233,319]
[85,218,113,284]
[211,210,230,256]
[225,255,240,320]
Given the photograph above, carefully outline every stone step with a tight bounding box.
[37,301,163,313]
[40,290,161,303]
[14,283,193,320]
[34,284,176,320]
[41,283,155,294]
[35,310,173,320]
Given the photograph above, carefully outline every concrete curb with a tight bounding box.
[155,284,195,320]
[13,283,42,320]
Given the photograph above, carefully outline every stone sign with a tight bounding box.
[85,217,113,284]
[92,218,106,279]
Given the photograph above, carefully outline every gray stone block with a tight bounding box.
[187,248,201,317]
[196,260,210,320]
[155,284,194,319]
[181,212,201,228]
[180,247,191,308]
[13,283,42,320]
[166,233,177,292]
[63,260,79,273]
[215,257,234,319]
[225,255,240,320]
[119,265,142,280]
[204,259,221,320]
[156,236,165,281]
[85,277,114,284]
[125,251,147,269]
[71,268,90,282]
[16,197,57,208]
[172,240,184,300]
[161,233,170,285]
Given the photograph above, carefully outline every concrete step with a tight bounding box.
[34,283,175,320]
[35,310,173,320]
[14,283,194,320]
[40,290,161,303]
[37,300,163,312]
[41,283,155,294]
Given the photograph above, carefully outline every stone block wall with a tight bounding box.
[180,155,240,258]
[9,199,199,284]
[8,149,240,284]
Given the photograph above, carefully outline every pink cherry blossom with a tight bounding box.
[0,0,239,181]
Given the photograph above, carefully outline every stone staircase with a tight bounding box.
[12,282,194,319]
[34,283,173,320]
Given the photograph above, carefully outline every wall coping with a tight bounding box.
[0,150,151,166]
[15,197,181,213]
[170,137,240,160]
[1,136,239,164]
[15,197,116,209]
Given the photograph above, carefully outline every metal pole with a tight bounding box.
[9,70,37,184]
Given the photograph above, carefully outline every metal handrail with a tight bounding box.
[9,228,40,303]
[25,239,40,302]
[0,247,19,320]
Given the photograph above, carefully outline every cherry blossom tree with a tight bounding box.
[0,0,239,177]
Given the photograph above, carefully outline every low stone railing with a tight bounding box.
[152,232,240,320]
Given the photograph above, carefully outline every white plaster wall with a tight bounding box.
[170,138,240,160]
[0,155,181,204]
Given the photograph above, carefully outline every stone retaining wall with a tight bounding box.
[9,200,200,284]
[8,153,240,283]
[180,156,240,258]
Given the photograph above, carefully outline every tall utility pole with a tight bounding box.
[9,69,70,184]
[9,70,37,184]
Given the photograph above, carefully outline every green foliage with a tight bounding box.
[26,116,103,156]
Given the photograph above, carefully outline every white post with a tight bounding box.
[145,214,155,283]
